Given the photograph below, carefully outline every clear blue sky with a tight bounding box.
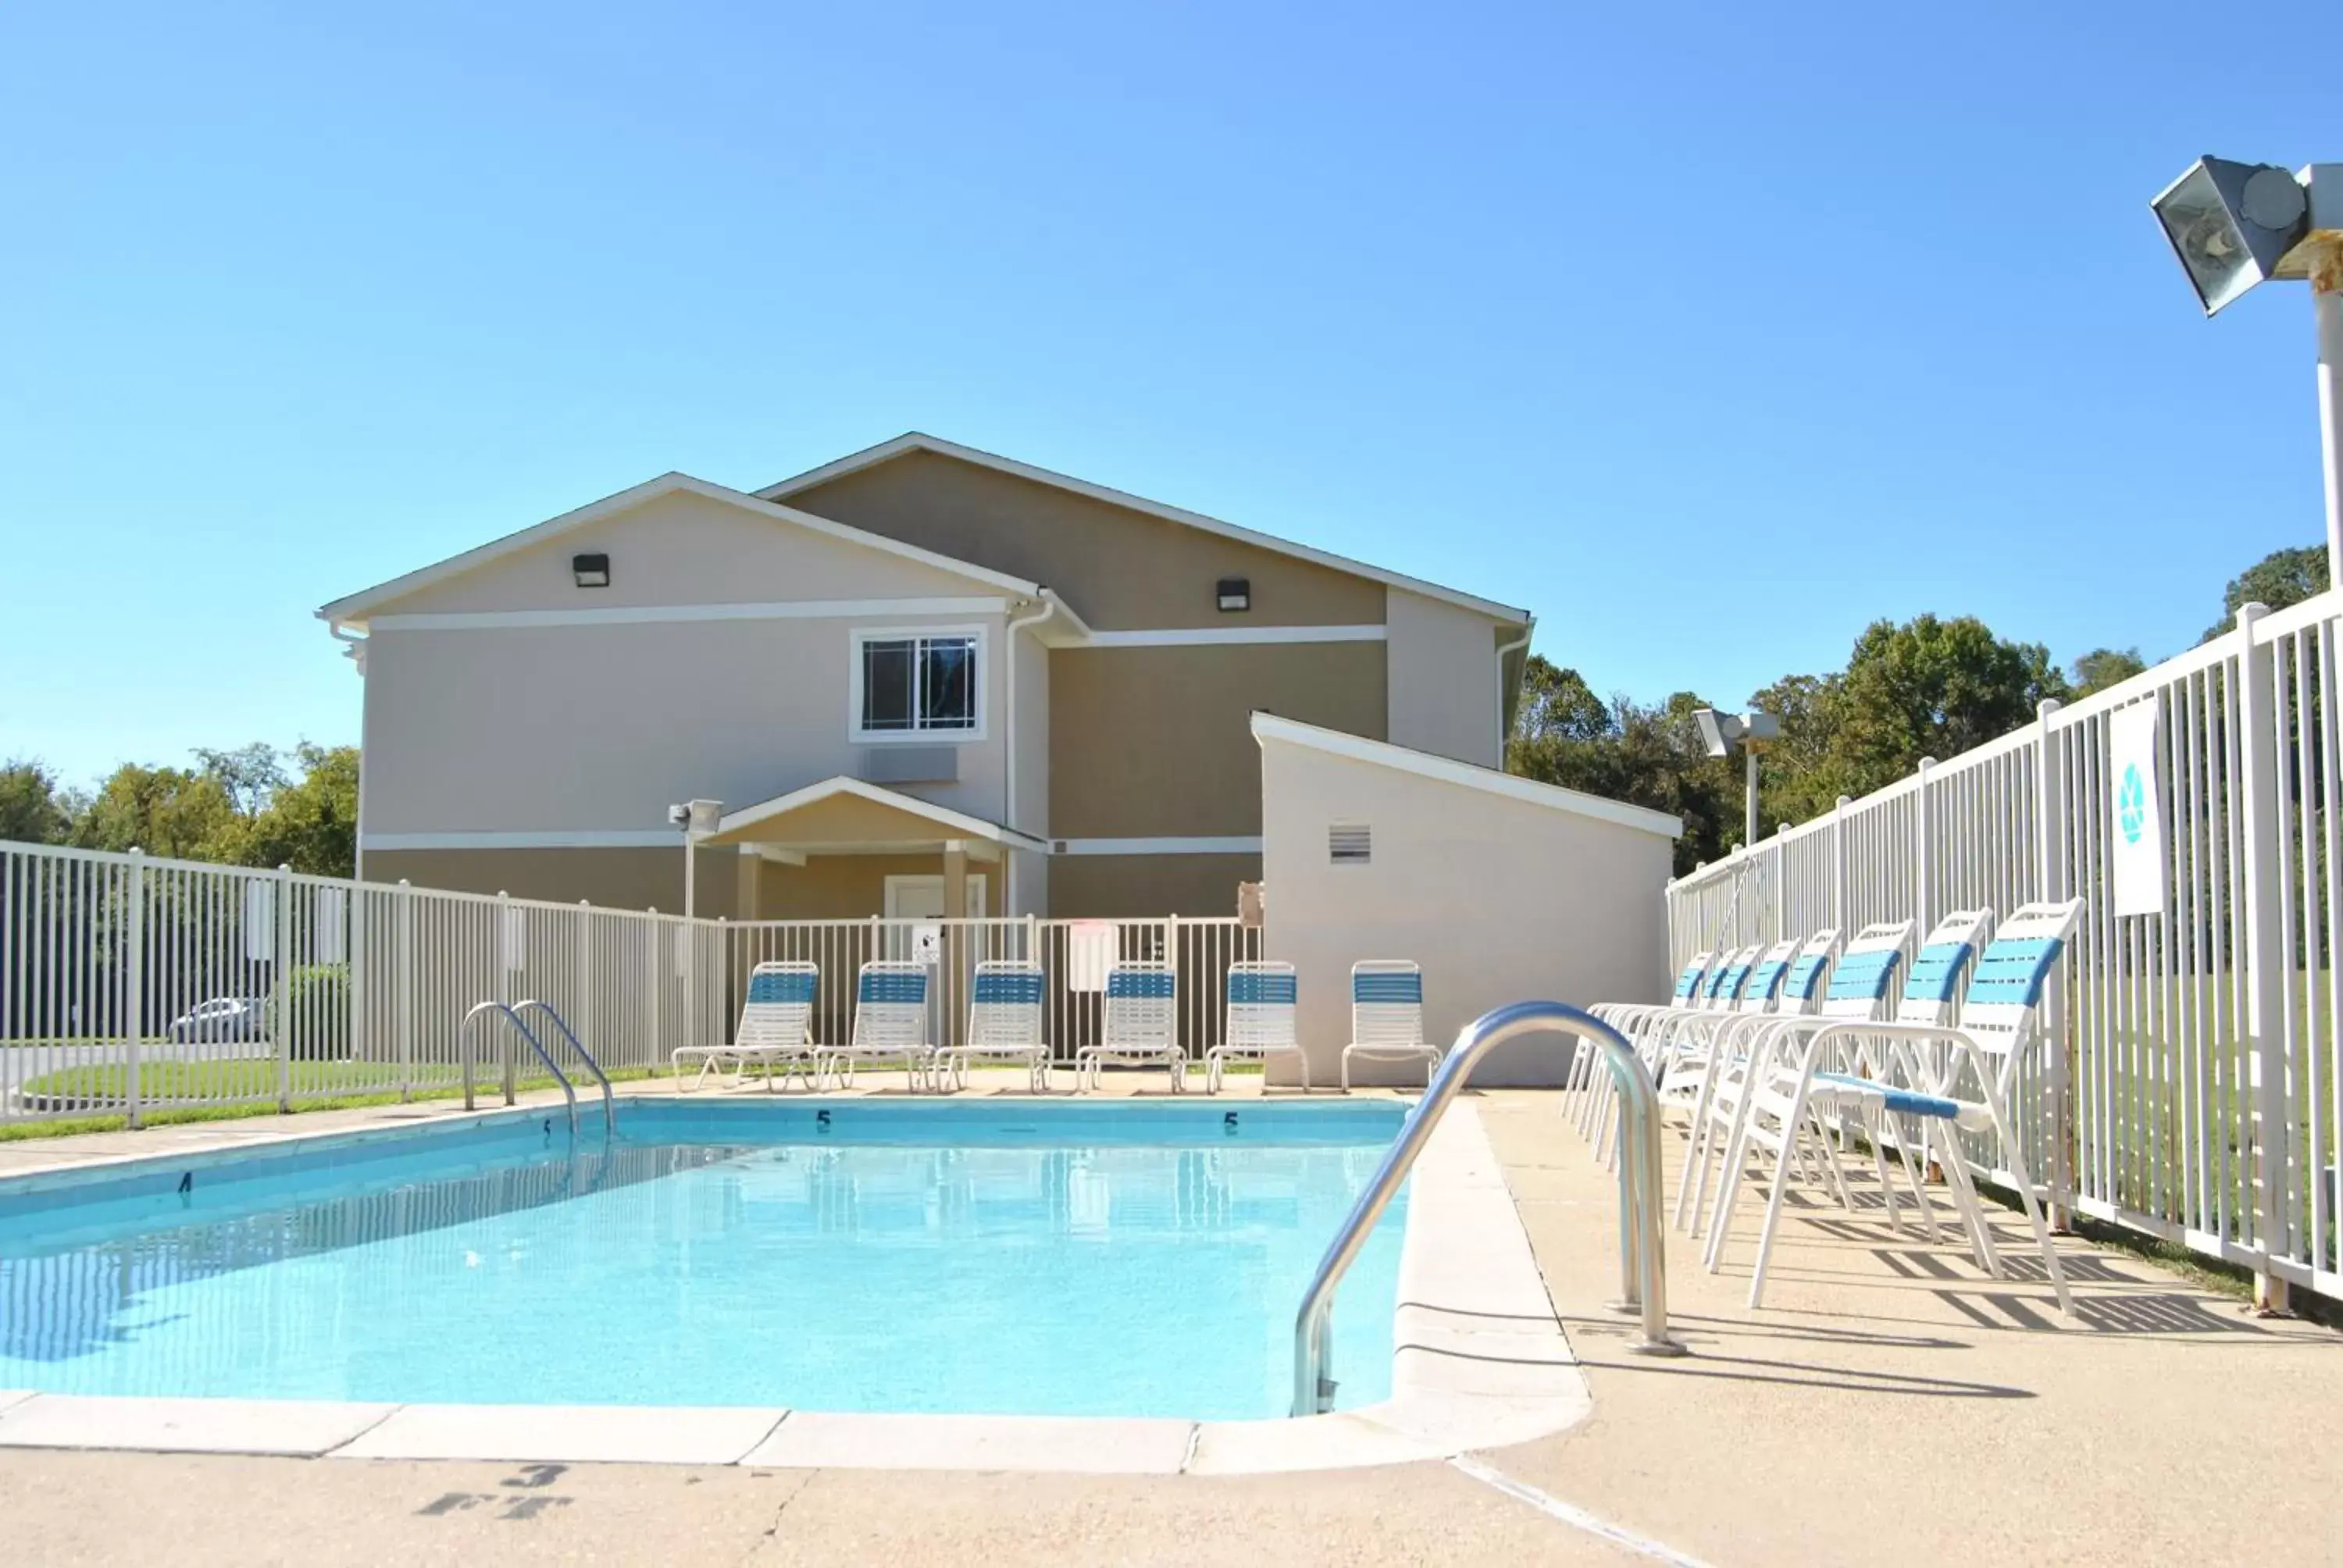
[4,2,2338,786]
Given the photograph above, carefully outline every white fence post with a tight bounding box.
[123,848,145,1130]
[1914,757,1936,931]
[2234,601,2292,1312]
[577,902,594,1060]
[498,890,516,1102]
[1832,796,1851,932]
[2035,699,2070,1227]
[396,879,414,1101]
[274,863,294,1113]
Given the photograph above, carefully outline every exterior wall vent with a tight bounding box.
[1328,823,1371,865]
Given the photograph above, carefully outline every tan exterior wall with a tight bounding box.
[1258,736,1674,1088]
[1385,587,1503,768]
[1046,853,1259,920]
[1047,643,1385,838]
[361,608,1011,838]
[363,846,733,917]
[783,451,1388,631]
[363,488,990,617]
[747,853,997,920]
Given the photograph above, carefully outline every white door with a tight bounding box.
[883,875,987,919]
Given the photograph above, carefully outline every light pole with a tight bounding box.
[1692,707,1778,851]
[2150,159,2343,588]
[668,799,724,918]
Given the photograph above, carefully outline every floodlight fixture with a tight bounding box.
[2150,158,2343,590]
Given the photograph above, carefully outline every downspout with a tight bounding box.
[1495,616,1534,768]
[330,619,369,880]
[1004,593,1060,907]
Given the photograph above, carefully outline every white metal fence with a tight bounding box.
[2,843,724,1125]
[2,837,1259,1126]
[1666,593,2343,1305]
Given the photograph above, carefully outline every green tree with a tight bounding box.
[0,759,75,844]
[67,764,241,861]
[2070,647,2147,697]
[194,742,290,816]
[2202,543,2327,643]
[1510,673,1739,875]
[239,743,358,877]
[1813,615,2069,801]
[1511,656,1614,744]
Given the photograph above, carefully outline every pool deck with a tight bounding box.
[2,1076,2339,1564]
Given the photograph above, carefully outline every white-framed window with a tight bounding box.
[850,626,986,743]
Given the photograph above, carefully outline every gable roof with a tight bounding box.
[315,472,1091,635]
[757,433,1532,626]
[1250,712,1683,839]
[705,775,1050,854]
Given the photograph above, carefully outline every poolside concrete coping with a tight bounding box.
[0,1095,1589,1474]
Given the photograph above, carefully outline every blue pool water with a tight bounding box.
[0,1100,1407,1420]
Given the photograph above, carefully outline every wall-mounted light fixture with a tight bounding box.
[572,552,612,589]
[1217,577,1250,612]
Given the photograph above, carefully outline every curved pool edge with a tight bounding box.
[0,1096,1592,1474]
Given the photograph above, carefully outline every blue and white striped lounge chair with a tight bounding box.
[672,960,816,1092]
[1075,961,1182,1092]
[1340,961,1439,1090]
[1207,960,1303,1092]
[933,960,1050,1092]
[815,960,934,1091]
[1714,904,2082,1314]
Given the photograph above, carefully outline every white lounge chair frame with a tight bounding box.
[671,960,816,1091]
[933,960,1050,1092]
[1340,960,1438,1090]
[1075,960,1182,1092]
[815,960,935,1091]
[1207,960,1303,1092]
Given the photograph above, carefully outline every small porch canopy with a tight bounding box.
[703,777,1046,919]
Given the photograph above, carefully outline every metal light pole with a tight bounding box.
[1692,707,1778,850]
[669,799,724,918]
[2151,159,2343,586]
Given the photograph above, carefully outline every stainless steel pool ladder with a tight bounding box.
[459,1000,616,1140]
[1290,1000,1684,1417]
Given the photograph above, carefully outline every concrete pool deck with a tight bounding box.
[2,1079,2338,1564]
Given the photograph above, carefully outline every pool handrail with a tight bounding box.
[460,999,579,1140]
[512,998,616,1139]
[1291,999,1685,1417]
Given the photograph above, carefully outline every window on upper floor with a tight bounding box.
[852,628,984,742]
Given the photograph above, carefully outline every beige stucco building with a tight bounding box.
[321,434,1536,921]
[1253,714,1680,1086]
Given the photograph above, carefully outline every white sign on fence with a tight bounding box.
[911,922,943,966]
[502,904,528,973]
[1067,920,1117,993]
[243,881,274,962]
[2109,700,2166,918]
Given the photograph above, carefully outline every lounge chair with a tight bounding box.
[1711,905,2081,1313]
[1339,961,1439,1090]
[1206,960,1303,1092]
[814,960,934,1091]
[671,960,816,1091]
[932,960,1050,1092]
[1075,961,1182,1092]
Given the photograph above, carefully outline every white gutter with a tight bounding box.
[329,620,367,675]
[1495,616,1534,764]
[1004,590,1061,843]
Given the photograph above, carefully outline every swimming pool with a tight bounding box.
[0,1100,1408,1422]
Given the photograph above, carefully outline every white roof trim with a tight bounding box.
[316,472,1050,629]
[1250,713,1683,839]
[756,433,1532,626]
[711,775,1050,853]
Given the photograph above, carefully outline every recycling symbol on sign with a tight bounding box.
[2117,763,2147,846]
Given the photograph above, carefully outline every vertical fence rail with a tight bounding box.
[1666,590,2343,1305]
